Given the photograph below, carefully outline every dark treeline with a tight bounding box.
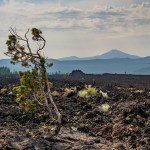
[0,66,17,74]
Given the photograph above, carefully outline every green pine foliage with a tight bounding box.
[13,69,41,112]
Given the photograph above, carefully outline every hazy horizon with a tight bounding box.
[56,49,142,59]
[0,49,147,60]
[0,0,150,59]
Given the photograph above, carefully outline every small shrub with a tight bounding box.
[134,89,144,93]
[78,85,98,98]
[51,91,60,97]
[99,90,109,99]
[99,103,110,112]
[0,88,8,94]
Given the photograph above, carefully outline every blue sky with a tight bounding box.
[0,0,150,59]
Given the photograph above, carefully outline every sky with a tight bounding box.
[0,0,150,59]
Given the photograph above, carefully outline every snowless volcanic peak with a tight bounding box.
[99,49,140,59]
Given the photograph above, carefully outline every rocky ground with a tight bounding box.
[0,73,150,149]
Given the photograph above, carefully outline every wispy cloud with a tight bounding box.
[0,0,150,58]
[0,0,150,36]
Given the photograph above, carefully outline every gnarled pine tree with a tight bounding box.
[5,27,62,136]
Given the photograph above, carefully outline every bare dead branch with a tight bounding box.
[24,29,32,54]
[33,94,44,106]
[36,35,46,55]
[10,27,26,41]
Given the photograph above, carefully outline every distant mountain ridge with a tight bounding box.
[59,56,80,61]
[59,49,140,60]
[1,56,150,75]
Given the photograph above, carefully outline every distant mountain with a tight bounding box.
[93,49,140,59]
[59,56,80,61]
[59,49,140,60]
[1,56,150,74]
